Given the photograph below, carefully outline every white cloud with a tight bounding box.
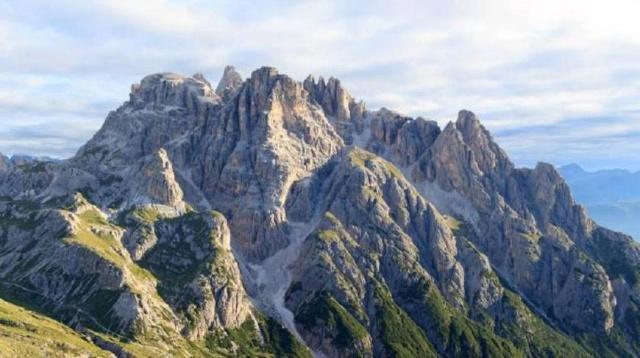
[0,0,639,169]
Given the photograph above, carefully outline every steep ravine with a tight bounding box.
[246,216,322,343]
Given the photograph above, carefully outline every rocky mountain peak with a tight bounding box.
[455,109,480,130]
[192,72,212,88]
[232,66,343,140]
[558,163,587,181]
[303,74,364,123]
[247,66,280,89]
[129,72,220,110]
[453,109,513,176]
[193,65,345,260]
[454,110,491,147]
[215,65,243,101]
[1,65,640,357]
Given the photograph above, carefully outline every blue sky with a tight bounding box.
[1,0,640,170]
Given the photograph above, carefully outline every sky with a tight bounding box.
[1,0,640,170]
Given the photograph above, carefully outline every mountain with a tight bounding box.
[0,67,639,357]
[559,164,640,239]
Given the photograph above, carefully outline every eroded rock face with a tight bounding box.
[139,211,253,339]
[0,196,180,338]
[128,148,184,207]
[0,66,639,357]
[282,150,525,356]
[72,72,219,175]
[303,76,353,122]
[367,109,441,166]
[215,65,243,102]
[0,153,9,172]
[406,111,618,334]
[286,148,465,302]
[303,75,366,143]
[182,67,344,260]
[130,72,220,111]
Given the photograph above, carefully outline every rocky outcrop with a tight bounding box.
[284,149,530,357]
[303,76,355,122]
[128,149,184,207]
[72,72,219,175]
[183,66,344,260]
[0,194,180,339]
[366,108,441,166]
[139,211,253,339]
[405,110,622,337]
[303,75,366,143]
[130,72,220,111]
[215,65,243,102]
[0,160,56,198]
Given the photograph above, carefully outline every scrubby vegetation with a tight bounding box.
[0,298,110,357]
[496,290,592,357]
[591,229,640,287]
[296,291,369,353]
[374,282,439,358]
[205,315,312,357]
[397,277,522,358]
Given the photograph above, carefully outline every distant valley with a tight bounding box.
[560,163,640,240]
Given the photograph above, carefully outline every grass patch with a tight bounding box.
[0,298,110,357]
[64,210,127,270]
[258,315,312,358]
[443,215,462,231]
[118,205,167,226]
[63,205,157,291]
[348,148,403,178]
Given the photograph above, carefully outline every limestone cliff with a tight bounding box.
[0,66,638,357]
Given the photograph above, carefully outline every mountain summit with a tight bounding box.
[0,66,639,357]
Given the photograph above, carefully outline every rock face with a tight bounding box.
[0,153,9,172]
[303,75,366,143]
[137,210,253,340]
[128,148,184,207]
[0,65,639,357]
[177,66,345,261]
[215,65,243,102]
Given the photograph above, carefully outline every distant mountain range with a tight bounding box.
[559,164,640,240]
[0,154,61,168]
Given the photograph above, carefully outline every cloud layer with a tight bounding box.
[1,0,639,170]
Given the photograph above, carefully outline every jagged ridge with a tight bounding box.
[0,65,638,357]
